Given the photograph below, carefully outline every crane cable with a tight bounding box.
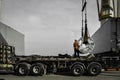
[79,0,95,54]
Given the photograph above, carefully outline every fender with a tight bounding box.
[87,62,102,70]
[70,62,86,70]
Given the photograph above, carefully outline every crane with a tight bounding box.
[78,0,94,55]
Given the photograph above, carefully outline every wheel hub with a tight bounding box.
[33,66,40,74]
[74,68,81,74]
[91,67,97,74]
[19,67,25,74]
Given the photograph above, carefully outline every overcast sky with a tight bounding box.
[1,0,100,56]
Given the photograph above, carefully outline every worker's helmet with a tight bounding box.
[75,39,77,42]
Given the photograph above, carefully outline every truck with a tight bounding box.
[1,18,120,77]
[0,44,103,76]
[0,0,120,76]
[92,18,120,71]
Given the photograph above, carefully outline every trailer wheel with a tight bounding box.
[87,62,101,76]
[30,63,44,76]
[15,63,29,76]
[71,65,84,76]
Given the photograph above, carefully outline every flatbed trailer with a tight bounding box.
[0,44,103,76]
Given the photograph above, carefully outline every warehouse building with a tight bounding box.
[0,21,24,55]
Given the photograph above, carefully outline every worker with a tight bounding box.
[73,40,80,57]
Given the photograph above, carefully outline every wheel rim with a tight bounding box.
[74,67,81,75]
[33,66,40,74]
[90,67,97,74]
[19,67,25,74]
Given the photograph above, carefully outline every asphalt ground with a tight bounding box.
[0,71,120,80]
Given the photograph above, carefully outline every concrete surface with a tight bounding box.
[0,71,120,80]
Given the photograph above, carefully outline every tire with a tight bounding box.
[71,64,84,76]
[15,63,29,76]
[30,63,44,76]
[87,63,101,76]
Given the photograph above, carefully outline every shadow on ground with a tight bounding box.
[101,71,120,77]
